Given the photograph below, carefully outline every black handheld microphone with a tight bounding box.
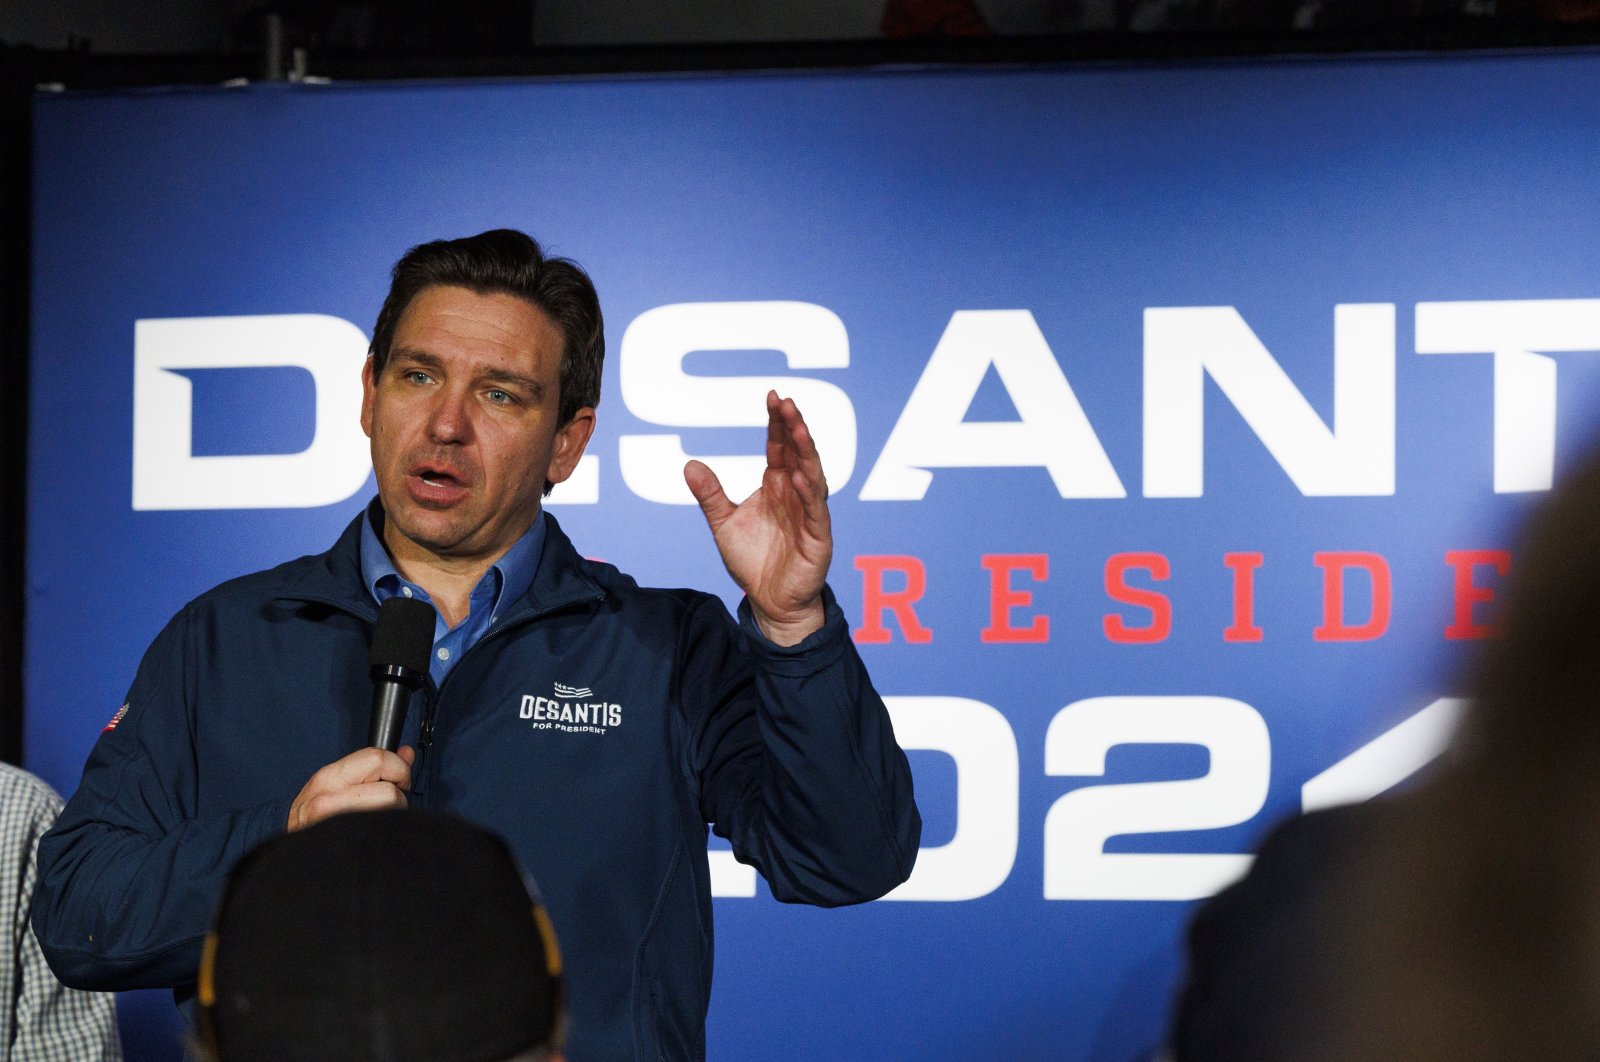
[368,596,436,752]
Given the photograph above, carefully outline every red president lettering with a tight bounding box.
[980,554,1050,644]
[853,555,934,644]
[1103,553,1172,644]
[850,546,1506,645]
[1444,549,1511,640]
[1313,551,1391,642]
[1223,552,1264,643]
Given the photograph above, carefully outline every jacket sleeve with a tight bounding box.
[31,608,293,992]
[683,586,920,907]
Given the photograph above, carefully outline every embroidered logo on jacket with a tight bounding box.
[520,683,622,735]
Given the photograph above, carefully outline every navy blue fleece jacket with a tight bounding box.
[33,512,920,1061]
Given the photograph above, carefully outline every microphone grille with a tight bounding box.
[370,596,437,673]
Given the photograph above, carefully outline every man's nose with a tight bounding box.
[426,387,472,443]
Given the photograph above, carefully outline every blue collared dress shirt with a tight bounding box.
[358,505,546,688]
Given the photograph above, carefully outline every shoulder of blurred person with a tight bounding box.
[1171,796,1406,1062]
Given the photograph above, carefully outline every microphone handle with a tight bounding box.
[369,667,422,752]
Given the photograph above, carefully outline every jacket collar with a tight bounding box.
[496,511,607,623]
[274,503,605,624]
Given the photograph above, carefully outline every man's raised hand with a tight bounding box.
[684,391,832,646]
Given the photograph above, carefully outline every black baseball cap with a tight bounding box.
[197,808,564,1062]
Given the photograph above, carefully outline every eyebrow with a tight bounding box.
[389,348,546,401]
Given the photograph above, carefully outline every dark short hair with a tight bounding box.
[370,229,604,428]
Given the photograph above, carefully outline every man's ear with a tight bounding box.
[360,356,377,439]
[547,407,597,485]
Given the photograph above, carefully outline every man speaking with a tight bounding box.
[32,229,921,1060]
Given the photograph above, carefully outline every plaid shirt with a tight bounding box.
[1,764,120,1061]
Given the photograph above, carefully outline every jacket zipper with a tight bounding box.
[419,700,437,750]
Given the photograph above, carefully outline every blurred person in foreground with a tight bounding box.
[0,762,120,1060]
[1173,442,1600,1062]
[193,808,563,1062]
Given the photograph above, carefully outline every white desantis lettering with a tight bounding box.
[137,300,1597,510]
[132,314,371,510]
[523,695,622,730]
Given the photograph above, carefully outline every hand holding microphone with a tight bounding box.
[286,597,436,832]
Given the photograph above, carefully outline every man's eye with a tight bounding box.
[403,370,431,385]
[486,389,513,405]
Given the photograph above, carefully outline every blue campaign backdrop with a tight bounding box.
[28,51,1600,1060]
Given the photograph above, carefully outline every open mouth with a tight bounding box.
[409,464,469,501]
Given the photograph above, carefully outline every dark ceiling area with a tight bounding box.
[4,0,1600,89]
